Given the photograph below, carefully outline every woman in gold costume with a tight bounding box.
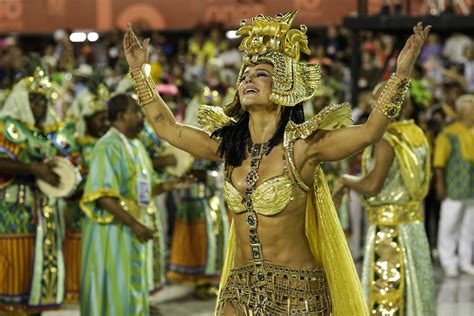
[123,12,429,315]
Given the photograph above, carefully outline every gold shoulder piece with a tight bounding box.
[197,104,236,136]
[284,102,352,146]
[386,120,426,148]
[383,120,431,201]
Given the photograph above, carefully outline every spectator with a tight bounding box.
[420,33,443,64]
[443,32,472,64]
[460,43,474,93]
[434,94,474,277]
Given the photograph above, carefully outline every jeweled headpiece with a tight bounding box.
[199,86,221,105]
[87,84,110,115]
[224,11,321,117]
[23,67,52,98]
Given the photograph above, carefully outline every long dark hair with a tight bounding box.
[212,103,305,166]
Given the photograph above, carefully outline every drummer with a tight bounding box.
[0,68,66,313]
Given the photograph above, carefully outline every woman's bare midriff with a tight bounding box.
[232,195,318,270]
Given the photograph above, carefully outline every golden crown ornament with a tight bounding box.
[224,11,321,117]
[23,67,53,98]
[88,84,111,114]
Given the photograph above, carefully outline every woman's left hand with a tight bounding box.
[395,22,431,78]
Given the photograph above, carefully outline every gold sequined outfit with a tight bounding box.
[217,141,331,315]
[195,11,367,316]
[200,103,368,316]
[129,8,369,315]
[361,121,436,315]
[217,263,331,315]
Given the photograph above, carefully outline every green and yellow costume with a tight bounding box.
[79,127,164,316]
[0,71,66,313]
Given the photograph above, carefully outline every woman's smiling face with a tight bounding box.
[238,63,274,110]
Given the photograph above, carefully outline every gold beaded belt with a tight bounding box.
[366,201,423,225]
[216,262,331,315]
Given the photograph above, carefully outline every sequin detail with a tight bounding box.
[366,202,423,225]
[223,175,299,215]
[216,262,331,315]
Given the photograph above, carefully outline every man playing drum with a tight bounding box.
[0,68,66,313]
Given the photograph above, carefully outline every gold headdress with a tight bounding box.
[23,67,53,98]
[68,84,110,138]
[198,86,221,105]
[3,67,60,129]
[87,84,110,116]
[225,11,321,117]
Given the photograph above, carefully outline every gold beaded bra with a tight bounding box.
[223,147,307,216]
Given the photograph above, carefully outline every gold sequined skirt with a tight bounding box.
[216,263,331,315]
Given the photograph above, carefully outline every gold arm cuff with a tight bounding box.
[129,64,158,107]
[366,201,423,225]
[375,74,410,119]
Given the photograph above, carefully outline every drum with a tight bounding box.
[161,145,194,177]
[36,157,82,198]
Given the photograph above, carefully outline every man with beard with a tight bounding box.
[79,94,191,315]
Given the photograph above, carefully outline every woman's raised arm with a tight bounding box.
[306,23,430,163]
[123,24,221,161]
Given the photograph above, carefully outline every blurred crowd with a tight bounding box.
[2,25,474,122]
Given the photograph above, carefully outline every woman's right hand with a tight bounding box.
[123,24,150,69]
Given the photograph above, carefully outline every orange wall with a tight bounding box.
[2,0,470,34]
[0,0,358,33]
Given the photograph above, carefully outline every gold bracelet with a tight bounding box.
[129,64,158,106]
[375,74,410,119]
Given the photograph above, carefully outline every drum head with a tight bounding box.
[36,157,80,198]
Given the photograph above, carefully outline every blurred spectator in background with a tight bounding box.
[352,87,373,123]
[420,33,443,64]
[434,94,474,277]
[53,30,75,71]
[359,50,380,89]
[460,42,474,93]
[439,81,464,123]
[324,25,348,62]
[443,32,472,64]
